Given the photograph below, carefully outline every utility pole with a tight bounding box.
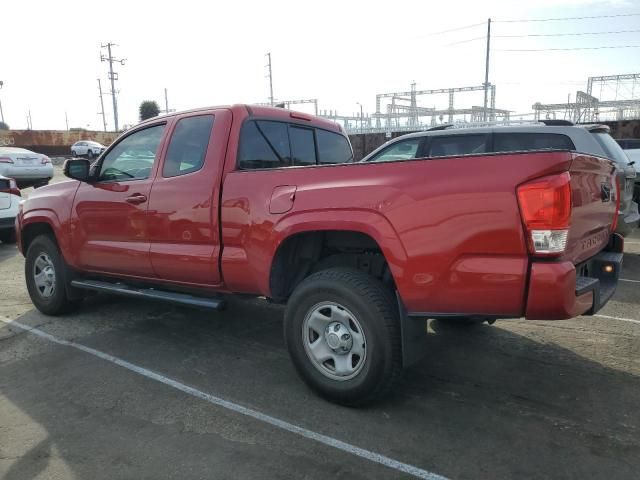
[164,88,169,114]
[266,53,274,106]
[101,43,126,131]
[483,18,491,122]
[97,78,107,132]
[65,111,69,131]
[27,109,32,130]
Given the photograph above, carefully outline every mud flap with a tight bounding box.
[396,292,428,368]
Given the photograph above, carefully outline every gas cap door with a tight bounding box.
[269,185,297,214]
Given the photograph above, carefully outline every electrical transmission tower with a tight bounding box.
[101,43,126,131]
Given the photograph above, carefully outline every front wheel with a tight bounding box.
[25,235,81,315]
[284,268,402,406]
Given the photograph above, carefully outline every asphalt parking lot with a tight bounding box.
[1,168,639,479]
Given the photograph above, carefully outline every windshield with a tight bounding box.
[591,132,631,166]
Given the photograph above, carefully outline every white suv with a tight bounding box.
[71,140,106,159]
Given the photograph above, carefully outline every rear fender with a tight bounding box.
[271,209,408,293]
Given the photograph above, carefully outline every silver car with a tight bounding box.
[0,147,54,189]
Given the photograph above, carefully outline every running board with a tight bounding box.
[70,279,226,311]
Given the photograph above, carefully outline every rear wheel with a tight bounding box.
[284,268,402,406]
[25,235,81,315]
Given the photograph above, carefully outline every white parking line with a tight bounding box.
[620,278,640,284]
[595,314,640,325]
[0,317,447,480]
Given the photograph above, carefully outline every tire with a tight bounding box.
[25,235,81,315]
[284,268,402,406]
[0,229,16,244]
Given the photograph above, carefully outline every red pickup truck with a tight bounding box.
[16,105,623,405]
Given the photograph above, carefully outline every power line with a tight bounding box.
[444,36,485,46]
[496,12,640,23]
[495,28,640,38]
[496,45,640,52]
[421,22,484,37]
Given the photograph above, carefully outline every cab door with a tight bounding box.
[147,110,231,286]
[71,123,167,277]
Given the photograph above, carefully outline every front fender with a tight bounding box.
[20,210,74,265]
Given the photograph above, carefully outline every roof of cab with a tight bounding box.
[136,104,343,133]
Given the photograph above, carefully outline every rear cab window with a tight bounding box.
[316,129,353,164]
[238,120,352,170]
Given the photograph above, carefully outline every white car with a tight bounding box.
[0,147,54,189]
[0,175,20,244]
[71,140,106,159]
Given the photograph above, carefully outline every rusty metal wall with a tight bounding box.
[0,130,120,156]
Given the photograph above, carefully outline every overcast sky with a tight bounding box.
[2,0,639,130]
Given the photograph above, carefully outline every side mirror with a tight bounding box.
[63,158,91,182]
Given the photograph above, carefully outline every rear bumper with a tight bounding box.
[525,234,624,320]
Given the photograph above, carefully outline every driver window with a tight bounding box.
[368,138,421,162]
[98,124,166,182]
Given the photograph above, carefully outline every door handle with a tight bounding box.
[125,193,147,204]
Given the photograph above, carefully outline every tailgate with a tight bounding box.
[564,153,617,264]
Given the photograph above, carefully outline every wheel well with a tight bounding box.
[22,223,56,254]
[269,230,394,301]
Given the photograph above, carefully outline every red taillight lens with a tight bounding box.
[0,156,14,164]
[611,175,621,233]
[518,172,571,229]
[517,172,571,255]
[0,178,21,197]
[41,155,51,165]
[9,178,21,197]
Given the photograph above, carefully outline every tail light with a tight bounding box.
[517,172,571,255]
[41,155,51,165]
[0,178,21,197]
[0,156,14,164]
[611,175,621,233]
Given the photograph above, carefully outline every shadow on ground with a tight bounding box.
[1,293,639,479]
